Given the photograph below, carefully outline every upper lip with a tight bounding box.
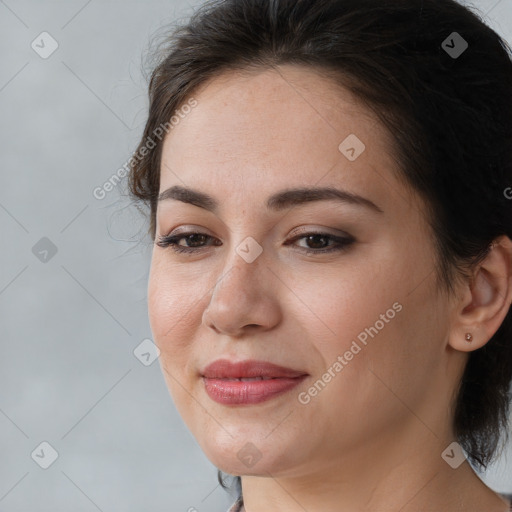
[201,359,308,379]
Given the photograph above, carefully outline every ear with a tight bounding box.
[448,235,512,352]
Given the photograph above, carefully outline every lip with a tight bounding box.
[203,376,308,405]
[201,359,307,379]
[201,359,309,405]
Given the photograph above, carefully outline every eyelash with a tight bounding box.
[155,230,355,255]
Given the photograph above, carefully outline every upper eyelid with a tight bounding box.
[161,226,352,241]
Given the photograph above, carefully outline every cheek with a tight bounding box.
[286,253,401,360]
[294,245,436,397]
[147,257,207,365]
[147,259,206,422]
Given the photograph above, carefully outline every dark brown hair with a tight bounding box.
[128,0,512,498]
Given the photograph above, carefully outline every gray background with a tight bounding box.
[0,0,510,511]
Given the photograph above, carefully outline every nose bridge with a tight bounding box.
[203,237,278,334]
[213,238,264,301]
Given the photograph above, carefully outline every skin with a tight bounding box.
[147,64,512,512]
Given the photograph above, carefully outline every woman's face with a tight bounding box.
[148,65,461,478]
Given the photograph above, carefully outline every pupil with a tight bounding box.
[189,234,206,246]
[308,234,327,248]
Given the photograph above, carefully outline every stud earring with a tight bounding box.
[465,333,473,342]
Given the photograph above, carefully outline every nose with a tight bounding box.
[202,248,282,337]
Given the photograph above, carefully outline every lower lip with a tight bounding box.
[203,376,308,405]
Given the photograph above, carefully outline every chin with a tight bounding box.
[198,428,299,477]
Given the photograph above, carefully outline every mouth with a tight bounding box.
[200,359,308,406]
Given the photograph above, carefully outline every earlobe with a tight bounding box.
[448,235,512,353]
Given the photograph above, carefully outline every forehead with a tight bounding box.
[159,64,402,210]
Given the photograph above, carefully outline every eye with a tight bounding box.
[156,232,221,254]
[156,229,355,256]
[285,231,355,254]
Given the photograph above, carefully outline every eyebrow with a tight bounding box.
[157,185,383,214]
